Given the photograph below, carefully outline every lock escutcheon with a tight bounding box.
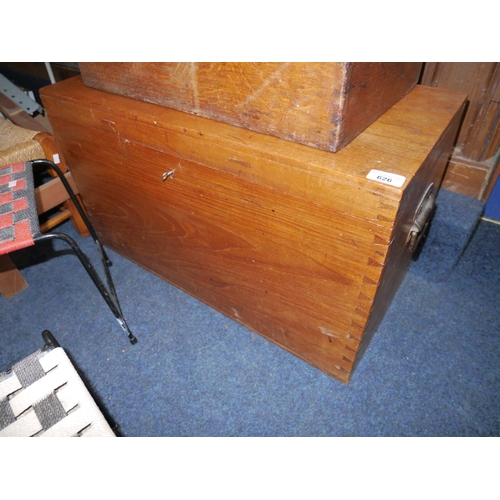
[162,169,175,181]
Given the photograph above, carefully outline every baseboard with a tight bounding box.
[441,153,496,199]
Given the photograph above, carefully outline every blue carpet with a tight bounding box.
[1,189,498,437]
[484,172,500,221]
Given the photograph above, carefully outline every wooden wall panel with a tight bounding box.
[420,62,500,200]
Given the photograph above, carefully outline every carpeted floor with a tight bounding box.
[1,189,498,437]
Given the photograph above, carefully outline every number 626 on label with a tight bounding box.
[366,169,406,188]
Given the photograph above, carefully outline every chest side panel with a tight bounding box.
[351,99,467,369]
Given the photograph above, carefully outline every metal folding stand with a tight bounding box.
[31,159,137,344]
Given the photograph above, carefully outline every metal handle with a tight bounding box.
[406,183,435,252]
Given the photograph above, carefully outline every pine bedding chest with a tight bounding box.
[40,77,466,383]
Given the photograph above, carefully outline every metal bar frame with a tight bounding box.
[31,159,137,345]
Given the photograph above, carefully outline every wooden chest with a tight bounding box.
[78,62,422,153]
[40,77,466,383]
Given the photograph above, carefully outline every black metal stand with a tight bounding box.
[32,159,137,345]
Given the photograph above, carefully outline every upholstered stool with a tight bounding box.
[0,331,116,437]
[0,116,89,298]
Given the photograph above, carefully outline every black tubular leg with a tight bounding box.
[31,159,137,344]
[35,232,137,345]
[42,330,60,350]
[31,159,112,267]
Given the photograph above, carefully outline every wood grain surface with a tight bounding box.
[41,77,465,382]
[79,63,422,153]
[421,62,500,199]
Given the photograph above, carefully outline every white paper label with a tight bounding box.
[366,169,406,188]
[53,153,60,164]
